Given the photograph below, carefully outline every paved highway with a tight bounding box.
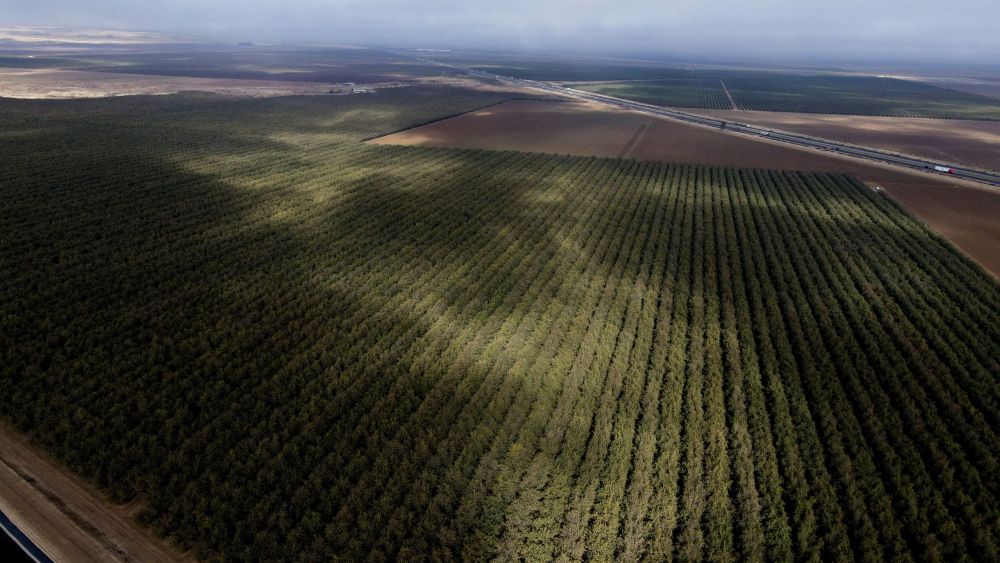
[0,510,52,563]
[428,60,1000,189]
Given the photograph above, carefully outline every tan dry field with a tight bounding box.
[0,68,346,99]
[371,100,1000,276]
[692,109,1000,172]
[0,422,188,562]
[0,26,189,45]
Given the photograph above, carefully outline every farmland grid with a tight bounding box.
[573,74,1000,119]
[574,79,731,110]
[1,88,999,561]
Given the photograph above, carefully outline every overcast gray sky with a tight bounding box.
[5,0,999,64]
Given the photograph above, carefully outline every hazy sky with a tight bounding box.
[6,0,1000,64]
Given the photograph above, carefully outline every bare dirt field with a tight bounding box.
[0,67,350,99]
[371,100,1000,275]
[692,109,1000,171]
[0,423,188,562]
[878,180,1000,274]
[372,99,649,155]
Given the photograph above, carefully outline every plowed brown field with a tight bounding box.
[370,100,1000,275]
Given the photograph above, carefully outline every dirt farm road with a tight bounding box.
[0,423,188,562]
[719,80,739,110]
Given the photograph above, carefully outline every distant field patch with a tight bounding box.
[575,79,731,109]
[0,67,359,99]
[468,63,695,82]
[507,66,1000,120]
[371,100,651,156]
[722,74,1000,119]
[0,47,447,84]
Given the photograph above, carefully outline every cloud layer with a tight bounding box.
[6,0,999,64]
